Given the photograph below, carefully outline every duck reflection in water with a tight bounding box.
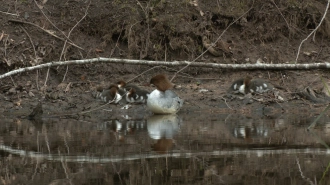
[106,119,147,142]
[147,114,182,154]
[228,115,286,143]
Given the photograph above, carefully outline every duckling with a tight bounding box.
[116,80,141,92]
[93,85,123,103]
[243,76,274,94]
[228,77,275,95]
[126,87,149,104]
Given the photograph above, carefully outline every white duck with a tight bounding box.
[147,74,183,114]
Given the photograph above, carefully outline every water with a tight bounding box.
[1,111,330,185]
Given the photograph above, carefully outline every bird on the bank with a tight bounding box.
[229,76,275,95]
[228,78,245,94]
[116,80,141,92]
[93,84,123,103]
[147,74,183,114]
[125,87,149,104]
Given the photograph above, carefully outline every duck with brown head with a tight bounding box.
[147,74,183,114]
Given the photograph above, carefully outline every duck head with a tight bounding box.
[109,84,118,89]
[109,85,122,103]
[96,86,104,92]
[149,74,174,92]
[242,76,252,94]
[116,80,126,89]
[127,87,136,98]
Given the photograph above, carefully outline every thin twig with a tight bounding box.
[4,34,9,57]
[43,68,50,88]
[33,0,76,44]
[8,19,84,50]
[272,0,290,32]
[80,89,128,115]
[221,97,232,109]
[20,25,40,90]
[61,65,69,83]
[9,76,16,87]
[127,65,198,84]
[36,70,39,91]
[69,89,128,115]
[60,1,90,83]
[79,101,114,114]
[0,10,18,16]
[170,1,255,81]
[110,22,125,57]
[127,66,163,83]
[295,0,330,63]
[20,26,37,59]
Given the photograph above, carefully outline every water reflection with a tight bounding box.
[1,112,330,184]
[226,114,287,141]
[147,114,182,153]
[147,114,181,139]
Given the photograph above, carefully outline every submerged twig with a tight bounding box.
[307,103,330,130]
[296,157,314,185]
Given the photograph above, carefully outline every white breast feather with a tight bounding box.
[147,89,183,114]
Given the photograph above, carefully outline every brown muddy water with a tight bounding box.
[1,110,330,185]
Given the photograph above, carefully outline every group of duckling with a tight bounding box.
[228,76,276,95]
[227,76,286,102]
[93,74,184,114]
[92,73,330,114]
[93,74,285,114]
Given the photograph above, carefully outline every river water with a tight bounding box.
[1,110,330,184]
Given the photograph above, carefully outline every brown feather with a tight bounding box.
[150,74,173,92]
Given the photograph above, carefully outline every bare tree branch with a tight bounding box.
[60,1,90,83]
[1,57,330,80]
[295,0,330,63]
[8,19,84,50]
[33,0,78,46]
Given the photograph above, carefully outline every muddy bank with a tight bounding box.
[1,0,330,116]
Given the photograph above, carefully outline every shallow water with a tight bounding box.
[1,111,330,185]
